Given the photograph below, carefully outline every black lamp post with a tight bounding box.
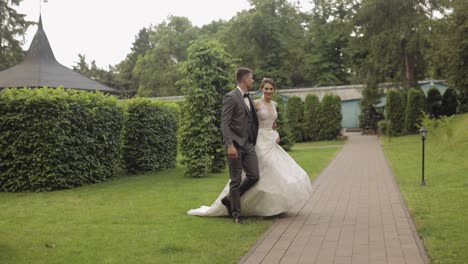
[419,126,428,186]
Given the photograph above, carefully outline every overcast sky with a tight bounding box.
[18,0,311,69]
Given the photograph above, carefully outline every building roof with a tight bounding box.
[0,16,118,94]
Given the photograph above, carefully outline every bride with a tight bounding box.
[187,78,313,217]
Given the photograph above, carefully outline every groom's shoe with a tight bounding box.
[221,197,233,217]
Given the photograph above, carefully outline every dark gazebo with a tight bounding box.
[0,16,118,94]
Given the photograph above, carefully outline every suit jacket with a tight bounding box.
[221,88,259,148]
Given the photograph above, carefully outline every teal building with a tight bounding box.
[339,81,448,128]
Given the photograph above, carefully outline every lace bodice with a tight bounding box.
[254,99,278,129]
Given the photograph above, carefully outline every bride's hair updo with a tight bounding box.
[260,78,276,90]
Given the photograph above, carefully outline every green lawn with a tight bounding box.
[291,139,346,149]
[0,142,342,264]
[380,114,468,264]
[290,141,344,181]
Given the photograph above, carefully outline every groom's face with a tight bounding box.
[243,73,254,90]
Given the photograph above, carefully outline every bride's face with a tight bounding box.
[262,83,275,100]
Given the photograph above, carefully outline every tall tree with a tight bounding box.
[303,0,357,86]
[72,54,121,91]
[423,12,449,81]
[0,0,34,71]
[351,0,436,128]
[115,27,152,96]
[199,19,229,38]
[178,38,234,177]
[352,0,435,90]
[133,16,198,97]
[221,0,306,87]
[444,0,468,112]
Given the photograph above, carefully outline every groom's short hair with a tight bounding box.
[236,67,252,84]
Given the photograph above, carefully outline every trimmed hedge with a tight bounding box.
[359,104,384,133]
[385,89,406,135]
[304,94,320,141]
[178,38,233,177]
[0,88,124,192]
[122,98,179,174]
[426,87,443,118]
[318,94,342,140]
[286,96,305,142]
[442,87,458,116]
[274,94,294,151]
[404,88,426,134]
[458,91,468,113]
[377,119,391,135]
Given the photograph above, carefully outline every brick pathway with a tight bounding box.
[238,133,429,264]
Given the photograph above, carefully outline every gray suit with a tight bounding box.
[221,88,259,218]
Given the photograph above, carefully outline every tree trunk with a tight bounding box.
[404,47,418,88]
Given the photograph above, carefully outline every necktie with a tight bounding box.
[243,93,250,110]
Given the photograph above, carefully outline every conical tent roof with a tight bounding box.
[0,16,118,94]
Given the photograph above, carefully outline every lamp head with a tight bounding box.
[419,126,428,139]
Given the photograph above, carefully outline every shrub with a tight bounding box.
[385,89,405,135]
[274,94,294,151]
[178,38,233,177]
[400,88,408,109]
[457,90,468,113]
[426,87,443,118]
[286,96,305,142]
[359,104,384,134]
[303,94,320,141]
[0,88,123,192]
[377,119,391,135]
[122,98,179,174]
[441,87,458,116]
[318,94,342,140]
[405,88,426,134]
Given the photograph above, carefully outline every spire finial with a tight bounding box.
[39,0,48,19]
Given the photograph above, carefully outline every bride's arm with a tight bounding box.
[253,99,261,112]
[273,101,278,130]
[273,101,280,143]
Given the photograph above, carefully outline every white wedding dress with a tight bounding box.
[187,99,313,217]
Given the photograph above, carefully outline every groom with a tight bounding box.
[220,67,259,224]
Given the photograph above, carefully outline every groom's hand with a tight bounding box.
[227,145,239,160]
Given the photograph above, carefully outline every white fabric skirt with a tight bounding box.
[187,128,313,217]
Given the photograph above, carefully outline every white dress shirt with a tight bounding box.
[237,86,250,110]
